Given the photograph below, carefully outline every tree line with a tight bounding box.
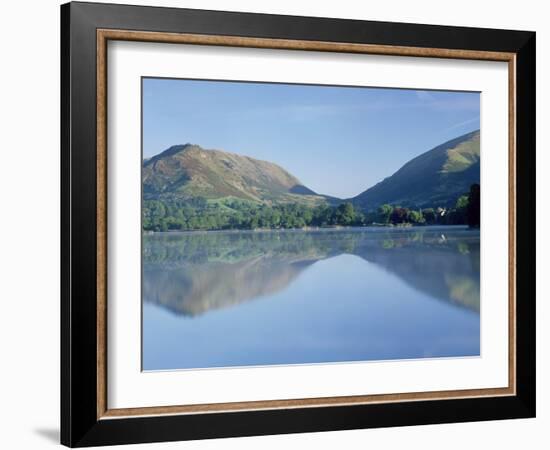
[143,184,480,232]
[143,200,364,232]
[371,183,479,227]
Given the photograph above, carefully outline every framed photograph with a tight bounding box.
[61,1,536,447]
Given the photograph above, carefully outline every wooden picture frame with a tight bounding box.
[61,1,535,447]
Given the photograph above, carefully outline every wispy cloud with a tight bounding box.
[416,91,436,102]
[177,89,480,125]
[415,90,479,112]
[441,116,480,133]
[261,91,479,121]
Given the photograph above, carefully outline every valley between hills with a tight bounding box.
[142,130,480,231]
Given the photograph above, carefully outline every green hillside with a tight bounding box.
[351,130,480,210]
[143,143,329,207]
[142,133,480,231]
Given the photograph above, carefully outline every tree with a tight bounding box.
[301,208,313,225]
[377,204,393,224]
[456,195,469,210]
[422,208,436,225]
[390,207,408,224]
[467,183,480,228]
[408,210,425,224]
[336,202,355,225]
[446,195,468,224]
[353,211,366,226]
[250,217,259,229]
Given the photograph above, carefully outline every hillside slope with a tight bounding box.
[143,144,329,206]
[352,130,480,209]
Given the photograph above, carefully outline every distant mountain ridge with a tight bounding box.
[143,130,480,210]
[143,143,332,206]
[351,130,480,209]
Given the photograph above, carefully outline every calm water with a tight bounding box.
[142,226,480,371]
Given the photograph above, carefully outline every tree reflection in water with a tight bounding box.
[143,227,480,317]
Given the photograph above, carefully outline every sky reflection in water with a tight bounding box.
[142,226,480,371]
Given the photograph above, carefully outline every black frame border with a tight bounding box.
[61,2,535,447]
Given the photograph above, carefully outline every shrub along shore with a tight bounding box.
[143,184,480,232]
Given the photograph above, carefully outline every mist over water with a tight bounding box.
[142,226,480,371]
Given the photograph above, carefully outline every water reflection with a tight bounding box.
[143,226,480,316]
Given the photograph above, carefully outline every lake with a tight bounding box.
[142,226,480,371]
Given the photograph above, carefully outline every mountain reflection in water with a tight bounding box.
[143,227,480,316]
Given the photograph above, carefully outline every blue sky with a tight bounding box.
[143,78,479,199]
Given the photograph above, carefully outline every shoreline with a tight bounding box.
[143,224,474,235]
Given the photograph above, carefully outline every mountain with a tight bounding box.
[144,131,480,212]
[352,130,480,210]
[143,143,333,206]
